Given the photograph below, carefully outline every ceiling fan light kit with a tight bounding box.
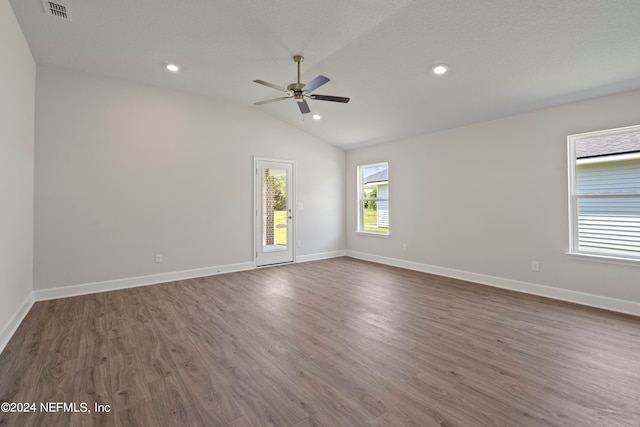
[253,55,350,115]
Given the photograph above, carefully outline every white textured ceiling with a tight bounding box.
[9,0,640,149]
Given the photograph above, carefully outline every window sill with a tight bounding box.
[356,230,391,238]
[566,251,640,267]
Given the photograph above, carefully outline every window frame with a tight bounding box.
[357,162,390,236]
[567,124,640,265]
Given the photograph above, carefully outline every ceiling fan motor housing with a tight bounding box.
[288,82,306,100]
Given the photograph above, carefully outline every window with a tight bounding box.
[568,124,640,262]
[357,162,389,235]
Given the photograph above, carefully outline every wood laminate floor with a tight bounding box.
[1,257,639,426]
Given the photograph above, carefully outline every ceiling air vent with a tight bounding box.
[42,0,72,21]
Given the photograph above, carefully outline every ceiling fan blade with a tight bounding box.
[310,94,350,103]
[254,96,290,105]
[302,75,330,93]
[297,99,311,114]
[253,79,289,93]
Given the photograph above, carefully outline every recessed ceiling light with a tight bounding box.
[166,64,180,72]
[312,114,322,120]
[432,64,448,75]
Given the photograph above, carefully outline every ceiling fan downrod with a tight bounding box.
[291,55,305,101]
[294,55,303,84]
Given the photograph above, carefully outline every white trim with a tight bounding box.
[296,250,347,263]
[355,231,391,238]
[346,250,640,317]
[33,261,254,301]
[566,251,640,267]
[0,291,35,354]
[31,249,347,302]
[570,123,640,140]
[2,250,346,350]
[7,250,638,354]
[567,134,579,253]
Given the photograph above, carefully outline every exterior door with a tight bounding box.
[255,159,294,266]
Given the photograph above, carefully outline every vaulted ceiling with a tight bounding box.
[10,0,640,149]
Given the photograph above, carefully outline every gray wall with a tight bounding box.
[0,0,35,338]
[34,66,345,289]
[346,89,640,305]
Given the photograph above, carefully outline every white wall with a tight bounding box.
[0,0,35,343]
[34,66,345,289]
[20,39,640,313]
[347,89,640,307]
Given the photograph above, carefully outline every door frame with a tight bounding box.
[253,157,296,267]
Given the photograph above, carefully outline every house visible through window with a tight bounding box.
[568,125,640,262]
[357,162,389,235]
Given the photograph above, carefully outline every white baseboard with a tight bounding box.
[0,291,35,354]
[32,249,349,302]
[346,250,640,317]
[3,251,343,353]
[296,250,347,263]
[15,248,635,354]
[33,261,255,301]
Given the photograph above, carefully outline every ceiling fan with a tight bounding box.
[253,55,350,114]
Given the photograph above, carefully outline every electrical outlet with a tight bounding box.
[402,243,407,251]
[155,254,163,263]
[531,260,540,271]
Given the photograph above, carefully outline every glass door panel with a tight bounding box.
[255,159,294,266]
